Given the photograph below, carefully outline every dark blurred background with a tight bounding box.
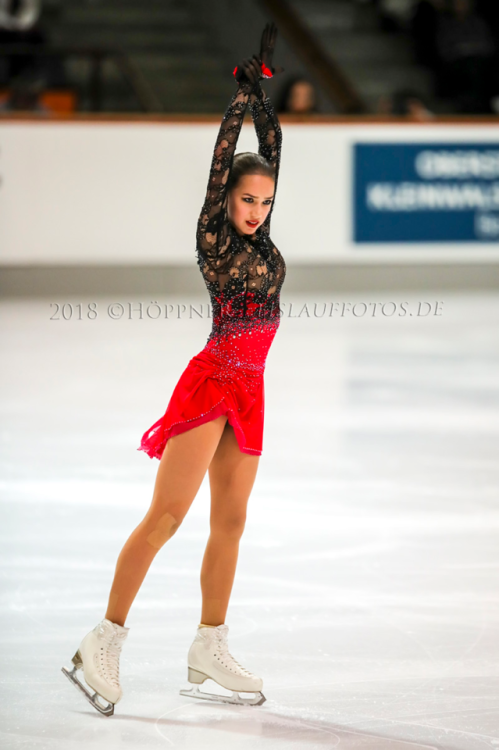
[1,0,498,117]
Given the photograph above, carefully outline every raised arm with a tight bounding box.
[249,82,281,171]
[249,82,282,231]
[196,80,255,270]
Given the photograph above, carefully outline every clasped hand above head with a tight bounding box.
[233,21,285,85]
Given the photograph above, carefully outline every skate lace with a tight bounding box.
[214,630,254,677]
[97,625,127,687]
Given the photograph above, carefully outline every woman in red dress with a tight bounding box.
[62,23,286,713]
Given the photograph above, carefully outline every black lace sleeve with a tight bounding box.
[249,81,282,233]
[196,80,255,273]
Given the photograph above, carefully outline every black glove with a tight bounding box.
[259,21,284,77]
[233,23,284,83]
[233,55,263,85]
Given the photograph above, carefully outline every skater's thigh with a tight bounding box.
[208,422,260,531]
[148,415,228,522]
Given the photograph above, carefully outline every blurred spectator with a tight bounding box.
[276,75,319,114]
[376,93,393,114]
[435,0,497,113]
[374,0,417,31]
[411,0,446,68]
[377,88,434,119]
[0,65,50,112]
[391,88,434,118]
[476,0,499,41]
[0,0,45,83]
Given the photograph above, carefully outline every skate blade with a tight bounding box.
[179,683,266,706]
[61,665,115,717]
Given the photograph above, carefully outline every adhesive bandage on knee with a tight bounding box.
[146,512,179,550]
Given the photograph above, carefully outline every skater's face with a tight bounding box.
[227,174,275,237]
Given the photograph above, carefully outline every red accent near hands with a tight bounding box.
[233,62,273,79]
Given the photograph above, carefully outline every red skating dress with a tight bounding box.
[137,78,286,458]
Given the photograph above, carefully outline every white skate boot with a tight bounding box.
[179,624,266,706]
[61,618,129,716]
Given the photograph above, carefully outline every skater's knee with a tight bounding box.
[211,511,247,540]
[146,512,181,550]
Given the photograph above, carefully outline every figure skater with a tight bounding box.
[62,22,286,715]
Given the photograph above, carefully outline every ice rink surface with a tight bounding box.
[1,290,498,750]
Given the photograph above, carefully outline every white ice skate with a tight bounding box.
[61,618,130,716]
[179,623,266,706]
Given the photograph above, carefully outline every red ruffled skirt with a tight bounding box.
[137,348,265,458]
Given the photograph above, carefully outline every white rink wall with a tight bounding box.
[0,120,498,267]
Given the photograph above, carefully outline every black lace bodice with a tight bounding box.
[195,79,286,349]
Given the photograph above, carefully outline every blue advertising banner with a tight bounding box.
[353,143,499,243]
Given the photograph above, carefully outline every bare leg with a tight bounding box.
[104,415,228,626]
[200,422,260,625]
